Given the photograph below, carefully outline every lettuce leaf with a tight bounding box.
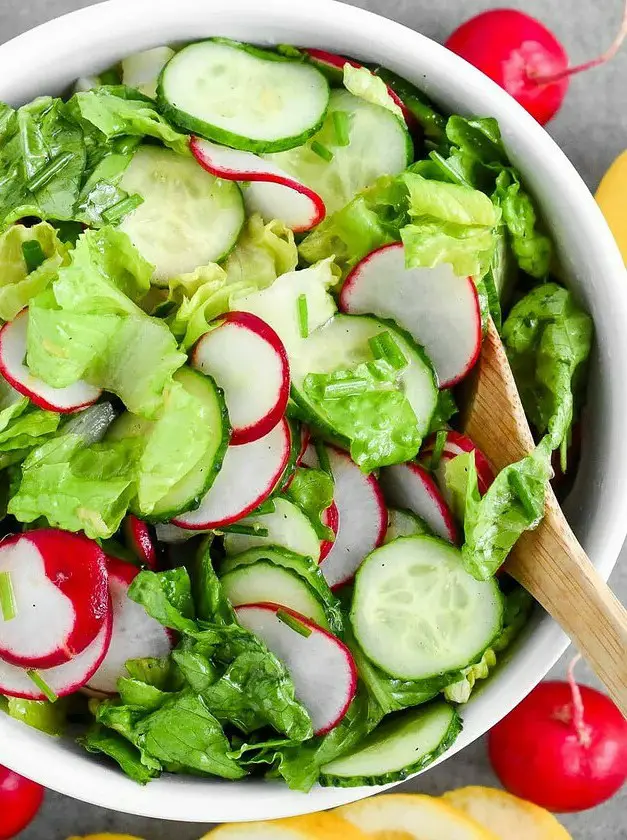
[343,65,404,118]
[303,359,421,471]
[1,696,69,736]
[0,97,86,229]
[8,433,140,539]
[445,440,553,580]
[0,222,70,321]
[80,724,159,784]
[283,466,335,541]
[223,214,298,290]
[502,283,593,460]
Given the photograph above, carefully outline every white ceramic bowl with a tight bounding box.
[1,0,626,823]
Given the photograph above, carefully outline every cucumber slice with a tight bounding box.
[121,46,175,98]
[223,497,320,561]
[158,39,330,153]
[290,314,438,445]
[320,701,461,786]
[108,367,229,521]
[221,545,343,635]
[264,89,412,214]
[384,508,429,543]
[221,561,329,628]
[351,536,503,681]
[119,146,244,285]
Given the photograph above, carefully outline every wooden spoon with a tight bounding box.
[462,318,627,715]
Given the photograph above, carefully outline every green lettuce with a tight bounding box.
[80,724,159,784]
[1,696,69,736]
[283,467,334,541]
[8,432,140,539]
[223,214,298,290]
[502,283,593,461]
[445,441,553,580]
[343,65,404,119]
[0,222,70,320]
[0,377,61,455]
[303,359,422,471]
[0,97,86,229]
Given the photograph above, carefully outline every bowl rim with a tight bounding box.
[0,0,626,823]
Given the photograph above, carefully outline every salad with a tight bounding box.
[0,39,593,791]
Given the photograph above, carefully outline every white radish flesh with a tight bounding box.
[0,311,101,413]
[86,559,172,695]
[236,603,356,735]
[173,418,292,529]
[380,462,457,543]
[192,312,289,446]
[340,243,482,388]
[0,530,109,669]
[302,444,386,589]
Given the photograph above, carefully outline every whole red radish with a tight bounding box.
[445,5,627,125]
[488,657,627,811]
[0,765,44,839]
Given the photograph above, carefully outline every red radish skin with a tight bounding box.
[86,558,173,695]
[302,48,414,127]
[235,602,357,735]
[302,444,387,590]
[0,765,44,840]
[0,530,109,669]
[489,658,627,812]
[191,312,290,446]
[0,310,101,413]
[122,515,158,570]
[173,417,292,530]
[0,608,112,700]
[340,243,481,388]
[320,500,340,562]
[297,426,311,466]
[190,137,325,233]
[445,6,627,125]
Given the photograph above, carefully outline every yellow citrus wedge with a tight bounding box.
[335,793,499,840]
[201,812,369,840]
[443,787,572,839]
[596,150,627,263]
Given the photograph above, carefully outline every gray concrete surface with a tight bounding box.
[1,0,626,837]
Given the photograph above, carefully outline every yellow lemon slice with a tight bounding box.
[443,787,572,839]
[596,150,627,263]
[202,812,369,840]
[335,793,498,840]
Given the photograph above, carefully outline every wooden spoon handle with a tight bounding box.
[507,488,627,717]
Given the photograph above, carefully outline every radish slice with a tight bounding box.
[297,426,311,466]
[173,417,292,530]
[422,430,495,495]
[0,609,112,700]
[302,444,387,589]
[235,603,356,735]
[380,462,458,543]
[191,312,290,446]
[302,48,413,126]
[86,559,173,695]
[122,515,158,570]
[191,137,325,233]
[320,500,339,562]
[0,530,110,670]
[0,310,102,413]
[340,243,482,388]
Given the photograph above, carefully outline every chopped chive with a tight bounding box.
[311,141,334,162]
[368,332,407,370]
[314,440,332,477]
[27,670,58,703]
[251,499,276,517]
[509,471,539,520]
[21,240,46,273]
[429,430,448,470]
[332,110,350,146]
[560,431,569,476]
[277,609,312,637]
[101,193,143,224]
[219,525,269,537]
[26,152,73,193]
[323,379,370,399]
[0,572,17,622]
[297,294,309,339]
